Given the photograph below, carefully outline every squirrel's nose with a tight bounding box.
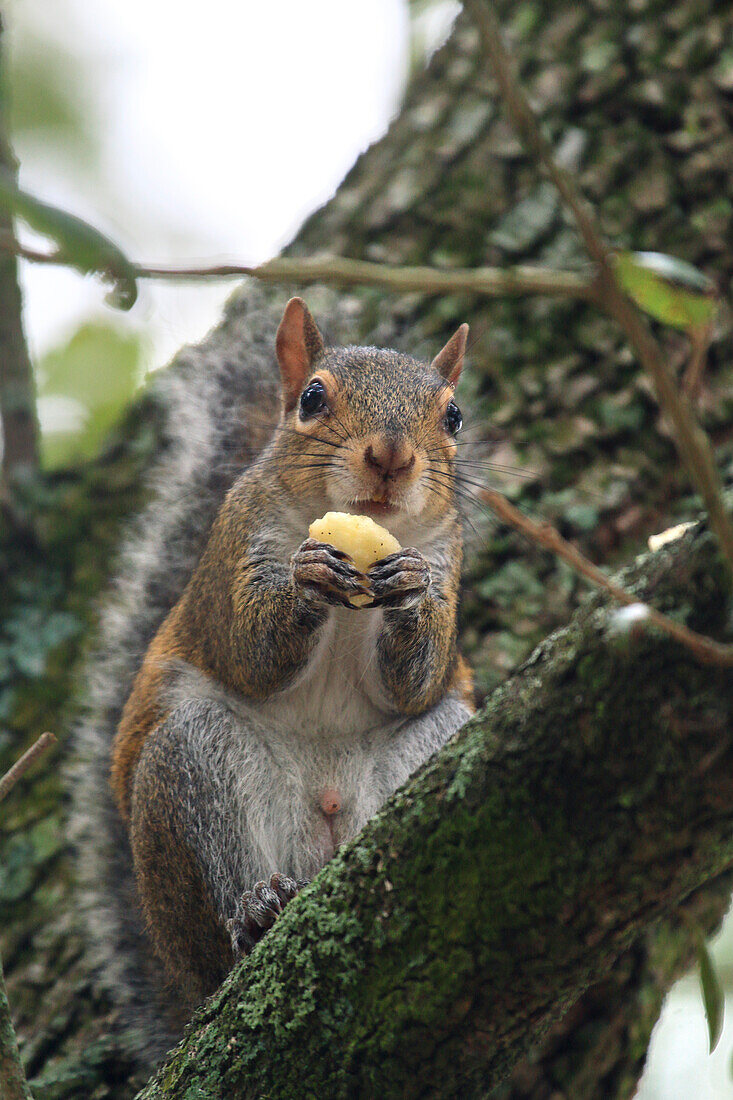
[364,439,416,481]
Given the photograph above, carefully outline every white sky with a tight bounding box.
[13,0,416,370]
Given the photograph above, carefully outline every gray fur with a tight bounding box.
[70,286,288,1062]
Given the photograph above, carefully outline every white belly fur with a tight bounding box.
[257,604,390,737]
[170,603,410,880]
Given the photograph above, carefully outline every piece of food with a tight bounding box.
[309,512,401,573]
[309,512,401,605]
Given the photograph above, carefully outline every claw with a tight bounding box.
[369,548,430,609]
[270,872,299,906]
[228,873,309,958]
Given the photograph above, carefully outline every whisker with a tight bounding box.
[421,476,485,538]
[288,451,345,461]
[426,448,536,475]
[222,445,342,482]
[453,461,539,480]
[426,467,494,501]
[426,475,482,502]
[286,462,340,471]
[455,472,500,493]
[277,426,345,450]
[319,408,351,443]
[423,469,486,504]
[427,432,502,445]
[423,441,538,481]
[452,434,506,443]
[428,476,500,526]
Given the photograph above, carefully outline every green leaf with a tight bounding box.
[697,935,725,1054]
[0,171,137,309]
[612,250,717,330]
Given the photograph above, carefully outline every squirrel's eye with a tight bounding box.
[299,379,327,419]
[443,401,462,435]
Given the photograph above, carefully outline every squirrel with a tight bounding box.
[71,289,475,1067]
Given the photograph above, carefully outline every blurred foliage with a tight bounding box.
[3,0,143,463]
[7,0,100,166]
[38,322,144,470]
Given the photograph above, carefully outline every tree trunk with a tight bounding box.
[1,1,732,1097]
[0,15,39,484]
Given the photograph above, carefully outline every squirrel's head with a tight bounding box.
[273,297,467,531]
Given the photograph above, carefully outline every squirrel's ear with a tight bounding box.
[431,323,469,389]
[276,297,325,411]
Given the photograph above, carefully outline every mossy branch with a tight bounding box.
[137,518,733,1099]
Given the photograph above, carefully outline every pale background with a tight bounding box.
[7,0,732,1094]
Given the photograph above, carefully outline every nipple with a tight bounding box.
[320,787,342,816]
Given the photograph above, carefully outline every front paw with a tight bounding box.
[227,873,307,959]
[369,548,431,609]
[291,538,372,608]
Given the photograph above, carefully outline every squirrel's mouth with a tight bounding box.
[351,499,398,518]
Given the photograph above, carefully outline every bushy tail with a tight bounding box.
[70,285,285,1065]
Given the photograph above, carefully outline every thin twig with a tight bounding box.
[480,487,733,666]
[0,231,597,303]
[0,732,56,802]
[464,0,733,583]
[682,323,713,400]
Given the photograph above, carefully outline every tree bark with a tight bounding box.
[0,15,39,484]
[1,0,732,1097]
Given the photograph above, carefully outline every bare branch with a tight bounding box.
[0,231,597,304]
[682,322,714,401]
[0,732,56,802]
